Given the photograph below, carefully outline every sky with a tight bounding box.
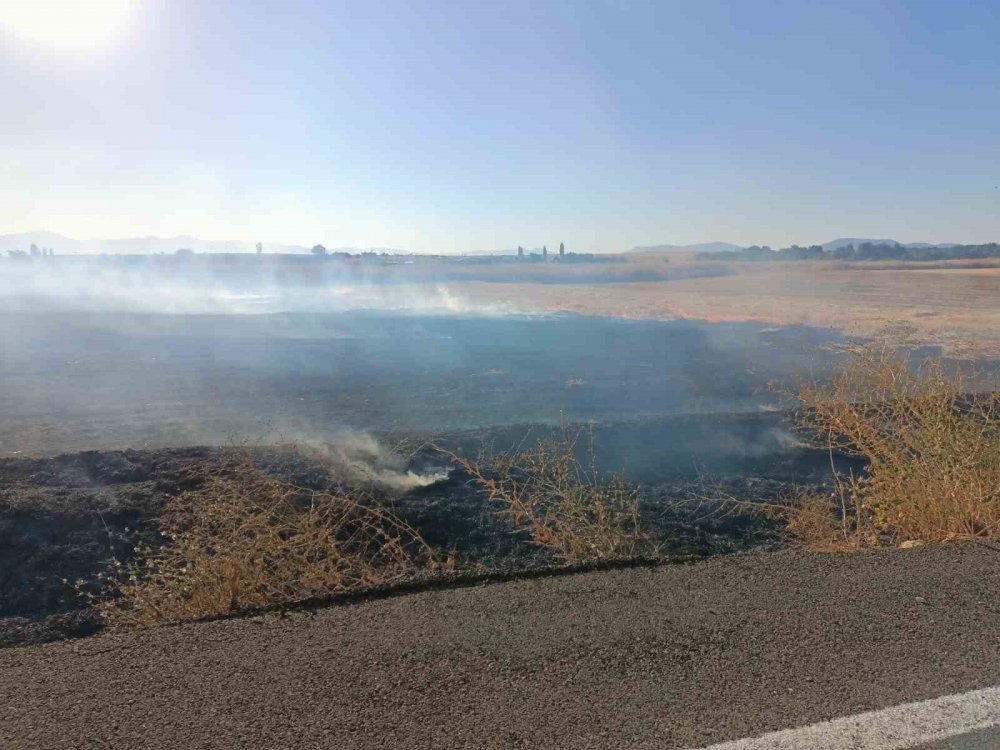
[2,0,1000,254]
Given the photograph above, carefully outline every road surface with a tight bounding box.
[2,543,1000,748]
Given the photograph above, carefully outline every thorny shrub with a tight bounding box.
[754,343,1000,550]
[94,451,443,627]
[448,427,654,563]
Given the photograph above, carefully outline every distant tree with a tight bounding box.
[310,244,328,256]
[777,244,824,260]
[255,242,263,254]
[854,242,906,261]
[542,245,548,259]
[517,245,524,258]
[175,248,195,256]
[700,244,775,261]
[694,238,1000,263]
[559,242,565,257]
[29,243,40,257]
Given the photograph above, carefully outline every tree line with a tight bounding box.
[6,243,55,258]
[699,241,1000,262]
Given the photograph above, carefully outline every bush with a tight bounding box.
[449,428,654,563]
[96,452,442,626]
[786,344,1000,549]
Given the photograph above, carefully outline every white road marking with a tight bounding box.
[695,686,1000,750]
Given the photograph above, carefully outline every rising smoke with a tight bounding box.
[0,255,527,316]
[287,429,448,492]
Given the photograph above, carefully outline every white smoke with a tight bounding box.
[290,429,448,492]
[0,259,531,317]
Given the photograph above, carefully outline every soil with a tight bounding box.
[0,447,214,645]
[2,543,998,749]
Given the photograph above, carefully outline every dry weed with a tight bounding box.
[97,451,443,626]
[788,343,1000,548]
[446,427,654,563]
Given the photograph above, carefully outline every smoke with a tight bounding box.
[290,429,448,492]
[761,425,809,452]
[0,255,849,475]
[303,282,525,316]
[0,257,530,317]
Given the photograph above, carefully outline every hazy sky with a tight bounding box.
[2,0,1000,253]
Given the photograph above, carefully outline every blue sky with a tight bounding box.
[2,0,1000,252]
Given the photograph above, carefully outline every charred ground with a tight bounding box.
[0,310,881,646]
[0,417,844,647]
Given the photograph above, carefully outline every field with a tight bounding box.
[0,304,851,644]
[7,253,1000,355]
[3,253,999,648]
[455,256,1000,357]
[0,309,844,457]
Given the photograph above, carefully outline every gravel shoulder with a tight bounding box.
[3,543,1000,749]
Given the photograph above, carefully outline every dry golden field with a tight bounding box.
[454,257,1000,357]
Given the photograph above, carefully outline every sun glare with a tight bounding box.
[0,0,136,51]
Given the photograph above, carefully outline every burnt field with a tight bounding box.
[0,309,843,454]
[0,309,864,645]
[0,437,842,647]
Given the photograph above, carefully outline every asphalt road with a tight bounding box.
[3,543,1000,749]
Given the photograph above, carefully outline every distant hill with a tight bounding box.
[0,231,334,255]
[94,235,283,255]
[1,231,965,257]
[627,242,742,254]
[0,230,83,254]
[821,238,957,252]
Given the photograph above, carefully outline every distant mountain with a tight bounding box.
[821,238,957,252]
[1,230,967,257]
[0,231,319,255]
[329,247,407,255]
[0,230,83,254]
[627,242,742,254]
[93,235,276,255]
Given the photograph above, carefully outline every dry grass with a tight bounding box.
[782,344,1000,549]
[698,344,1000,551]
[447,428,654,563]
[779,494,860,552]
[457,260,1000,357]
[96,451,443,627]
